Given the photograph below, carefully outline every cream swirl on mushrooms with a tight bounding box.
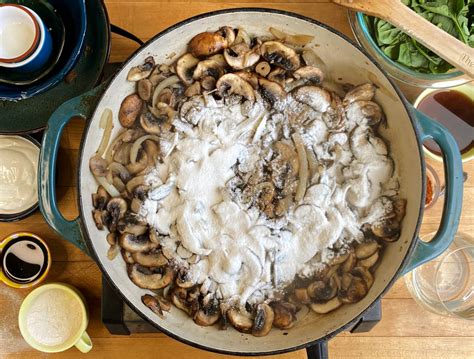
[90,26,406,336]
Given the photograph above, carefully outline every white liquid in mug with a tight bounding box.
[0,21,35,58]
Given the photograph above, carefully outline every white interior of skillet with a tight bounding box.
[80,10,423,354]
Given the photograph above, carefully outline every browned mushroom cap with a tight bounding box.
[119,94,143,128]
[216,73,256,101]
[120,233,155,253]
[142,294,164,318]
[353,266,374,289]
[292,85,332,113]
[140,111,167,135]
[171,287,192,315]
[193,54,226,80]
[128,264,174,289]
[92,185,110,210]
[200,76,216,91]
[371,218,400,242]
[106,197,128,229]
[270,302,296,329]
[358,250,379,268]
[188,31,227,58]
[194,297,220,326]
[310,297,342,314]
[338,273,368,304]
[307,276,338,302]
[184,81,201,97]
[355,240,379,259]
[294,287,311,304]
[227,308,254,333]
[132,250,168,267]
[127,56,155,81]
[89,155,108,177]
[258,78,285,104]
[343,83,376,107]
[175,53,200,85]
[252,303,274,337]
[293,66,324,85]
[260,41,301,71]
[121,249,135,264]
[137,79,153,101]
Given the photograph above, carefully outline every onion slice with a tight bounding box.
[105,129,127,163]
[96,108,113,158]
[152,75,180,109]
[130,135,160,164]
[269,27,314,46]
[108,162,131,182]
[96,176,121,197]
[292,133,308,202]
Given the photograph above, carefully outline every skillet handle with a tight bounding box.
[400,108,464,275]
[38,84,105,254]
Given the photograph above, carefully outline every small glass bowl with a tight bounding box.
[425,163,441,210]
[348,10,472,89]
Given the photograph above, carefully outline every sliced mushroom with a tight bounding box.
[89,155,108,177]
[127,56,155,81]
[140,111,166,135]
[183,82,200,98]
[132,250,168,267]
[267,67,286,87]
[355,240,379,259]
[142,294,164,318]
[223,45,260,70]
[189,31,227,58]
[325,250,350,266]
[353,266,374,289]
[121,249,135,264]
[293,66,324,85]
[119,94,143,128]
[175,53,200,85]
[106,232,117,246]
[371,218,400,242]
[338,273,368,304]
[234,71,259,89]
[113,143,133,165]
[175,268,195,288]
[193,54,226,80]
[200,76,216,91]
[216,26,236,46]
[92,209,106,230]
[255,61,271,77]
[128,264,174,290]
[119,233,155,253]
[294,287,311,304]
[271,302,296,330]
[252,303,274,337]
[260,41,300,71]
[343,83,375,106]
[346,100,383,127]
[292,86,332,113]
[307,276,338,302]
[194,297,220,326]
[310,297,342,314]
[92,185,110,210]
[216,73,255,102]
[393,198,407,223]
[227,308,253,333]
[341,251,356,273]
[171,287,192,315]
[106,197,128,230]
[137,79,153,101]
[358,251,379,268]
[258,78,285,105]
[125,151,149,175]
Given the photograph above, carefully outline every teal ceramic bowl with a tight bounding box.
[348,10,472,89]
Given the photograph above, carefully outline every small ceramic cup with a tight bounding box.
[0,232,51,288]
[18,283,93,353]
[414,83,474,163]
[0,4,53,72]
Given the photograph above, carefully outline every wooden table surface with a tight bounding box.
[1,1,473,358]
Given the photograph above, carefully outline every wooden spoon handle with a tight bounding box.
[333,0,474,78]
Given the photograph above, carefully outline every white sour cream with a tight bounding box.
[0,136,39,214]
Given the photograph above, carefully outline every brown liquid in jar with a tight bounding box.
[417,90,474,156]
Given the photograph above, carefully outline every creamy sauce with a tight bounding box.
[0,136,39,214]
[140,93,399,307]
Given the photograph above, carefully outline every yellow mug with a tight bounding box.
[0,232,51,288]
[18,283,93,353]
[414,83,474,163]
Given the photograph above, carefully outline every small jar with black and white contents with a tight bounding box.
[0,232,51,288]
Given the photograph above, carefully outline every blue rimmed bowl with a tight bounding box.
[348,11,472,89]
[0,0,86,101]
